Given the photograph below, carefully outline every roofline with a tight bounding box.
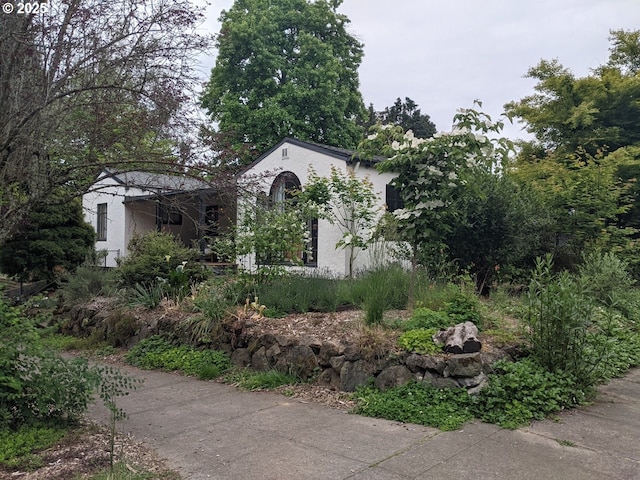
[238,137,383,176]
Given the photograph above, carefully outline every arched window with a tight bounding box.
[269,171,300,207]
[264,171,318,266]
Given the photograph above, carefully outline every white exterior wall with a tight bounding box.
[83,175,151,267]
[239,140,397,277]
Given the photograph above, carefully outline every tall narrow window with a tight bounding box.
[97,203,107,241]
[386,184,404,212]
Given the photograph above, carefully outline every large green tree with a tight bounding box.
[201,0,366,164]
[505,29,640,156]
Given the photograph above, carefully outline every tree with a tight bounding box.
[360,102,513,300]
[201,0,366,164]
[505,30,640,156]
[0,1,212,246]
[379,97,437,139]
[0,198,95,282]
[300,166,382,278]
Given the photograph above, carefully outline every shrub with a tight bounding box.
[115,232,207,288]
[444,292,484,328]
[58,265,114,307]
[397,328,441,354]
[526,255,602,389]
[0,298,136,430]
[578,250,635,308]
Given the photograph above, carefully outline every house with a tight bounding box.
[82,170,235,267]
[237,137,400,277]
[83,138,399,275]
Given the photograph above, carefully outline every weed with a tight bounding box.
[402,308,451,331]
[556,439,576,447]
[352,382,473,431]
[0,423,67,469]
[397,329,441,354]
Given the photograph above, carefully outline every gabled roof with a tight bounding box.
[239,137,385,174]
[102,169,210,192]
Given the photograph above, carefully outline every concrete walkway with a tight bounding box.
[87,366,640,480]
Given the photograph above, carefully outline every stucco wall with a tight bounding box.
[239,140,397,277]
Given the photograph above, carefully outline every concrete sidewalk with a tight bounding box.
[87,366,640,480]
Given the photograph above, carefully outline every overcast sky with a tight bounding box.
[196,0,640,140]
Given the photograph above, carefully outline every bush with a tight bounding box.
[115,232,207,288]
[526,255,602,389]
[0,298,136,430]
[58,266,114,307]
[444,292,484,328]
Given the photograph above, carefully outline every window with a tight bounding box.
[266,171,318,266]
[386,184,404,212]
[282,147,289,159]
[160,204,182,225]
[97,203,107,241]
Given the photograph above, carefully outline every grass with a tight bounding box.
[0,423,68,470]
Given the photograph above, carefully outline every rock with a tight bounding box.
[456,372,488,389]
[251,346,270,371]
[375,365,413,391]
[424,376,459,389]
[299,336,323,352]
[285,345,319,379]
[317,341,341,366]
[340,360,375,392]
[231,348,251,368]
[329,355,346,373]
[480,350,513,373]
[405,353,446,374]
[444,352,483,378]
[343,343,361,361]
[317,368,340,390]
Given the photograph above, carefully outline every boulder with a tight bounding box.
[340,360,375,392]
[375,365,413,391]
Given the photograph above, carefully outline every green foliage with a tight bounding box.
[0,423,67,469]
[505,30,640,155]
[414,282,462,311]
[403,308,451,331]
[125,336,231,379]
[58,265,115,307]
[115,232,206,289]
[349,264,410,325]
[397,328,440,354]
[444,292,484,328]
[525,255,604,388]
[0,198,95,282]
[201,0,366,164]
[352,382,474,431]
[578,250,635,308]
[128,281,166,309]
[472,359,591,429]
[360,103,513,302]
[252,272,343,315]
[224,369,300,391]
[367,97,437,139]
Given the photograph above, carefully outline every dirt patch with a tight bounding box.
[0,422,179,480]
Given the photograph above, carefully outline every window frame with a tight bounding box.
[96,203,108,241]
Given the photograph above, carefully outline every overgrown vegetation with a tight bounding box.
[125,335,232,380]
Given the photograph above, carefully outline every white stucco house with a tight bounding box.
[82,170,235,267]
[237,137,401,277]
[82,138,400,275]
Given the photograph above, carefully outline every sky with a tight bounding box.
[195,0,640,141]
